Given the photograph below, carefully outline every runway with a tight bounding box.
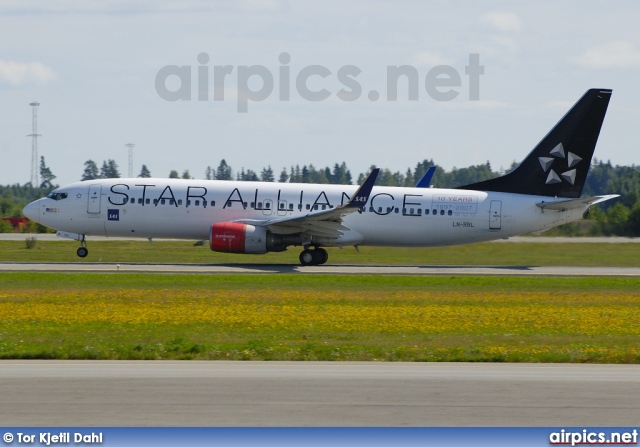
[2,262,640,276]
[1,361,638,426]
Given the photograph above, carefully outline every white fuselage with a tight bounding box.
[25,178,586,247]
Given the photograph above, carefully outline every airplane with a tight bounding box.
[23,88,618,266]
[415,166,436,188]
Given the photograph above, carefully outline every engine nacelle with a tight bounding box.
[210,222,268,253]
[210,222,299,254]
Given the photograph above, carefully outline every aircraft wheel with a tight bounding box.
[77,247,89,258]
[299,249,315,266]
[315,248,328,265]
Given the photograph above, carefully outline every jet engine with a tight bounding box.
[209,222,297,253]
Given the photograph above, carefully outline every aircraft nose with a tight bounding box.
[23,200,41,223]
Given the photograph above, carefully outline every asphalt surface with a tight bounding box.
[3,234,640,242]
[2,262,640,276]
[2,234,637,427]
[1,361,638,426]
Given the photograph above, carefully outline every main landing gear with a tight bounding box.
[299,246,328,266]
[76,235,88,258]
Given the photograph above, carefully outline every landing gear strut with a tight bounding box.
[299,246,328,266]
[76,236,88,258]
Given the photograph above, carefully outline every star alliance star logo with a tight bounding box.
[538,143,582,185]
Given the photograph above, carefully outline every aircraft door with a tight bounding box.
[87,184,102,214]
[277,200,288,216]
[489,200,502,230]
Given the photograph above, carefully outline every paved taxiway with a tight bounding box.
[2,262,640,276]
[1,361,638,426]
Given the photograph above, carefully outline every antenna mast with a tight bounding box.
[125,143,135,177]
[28,102,41,186]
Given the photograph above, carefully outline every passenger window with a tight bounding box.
[211,201,215,207]
[395,208,399,214]
[153,199,158,205]
[130,198,135,204]
[448,210,453,216]
[257,202,263,208]
[169,199,174,206]
[178,199,183,205]
[306,204,310,210]
[425,209,430,215]
[161,199,166,205]
[289,204,293,210]
[251,202,255,208]
[187,200,191,206]
[440,210,445,215]
[433,209,437,215]
[195,200,200,206]
[265,203,270,209]
[138,198,143,204]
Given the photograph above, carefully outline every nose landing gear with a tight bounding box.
[299,246,328,266]
[76,236,88,258]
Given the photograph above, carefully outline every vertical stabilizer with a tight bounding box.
[459,89,612,198]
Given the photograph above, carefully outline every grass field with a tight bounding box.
[2,239,640,266]
[1,273,639,363]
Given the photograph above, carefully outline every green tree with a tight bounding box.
[100,159,120,178]
[606,202,630,235]
[279,168,289,183]
[39,156,56,189]
[138,164,151,178]
[331,162,352,185]
[0,219,13,233]
[169,170,179,179]
[261,166,274,182]
[181,170,192,179]
[81,160,99,181]
[403,168,414,187]
[627,203,640,236]
[216,159,232,180]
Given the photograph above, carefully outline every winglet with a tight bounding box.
[415,166,436,188]
[342,168,380,209]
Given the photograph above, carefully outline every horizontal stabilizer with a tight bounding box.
[536,194,619,211]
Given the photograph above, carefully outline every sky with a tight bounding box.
[1,1,639,185]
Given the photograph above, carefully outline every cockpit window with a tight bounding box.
[47,192,68,201]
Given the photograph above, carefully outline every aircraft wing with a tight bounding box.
[536,194,619,211]
[235,168,380,239]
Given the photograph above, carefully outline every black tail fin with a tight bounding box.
[459,89,612,198]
